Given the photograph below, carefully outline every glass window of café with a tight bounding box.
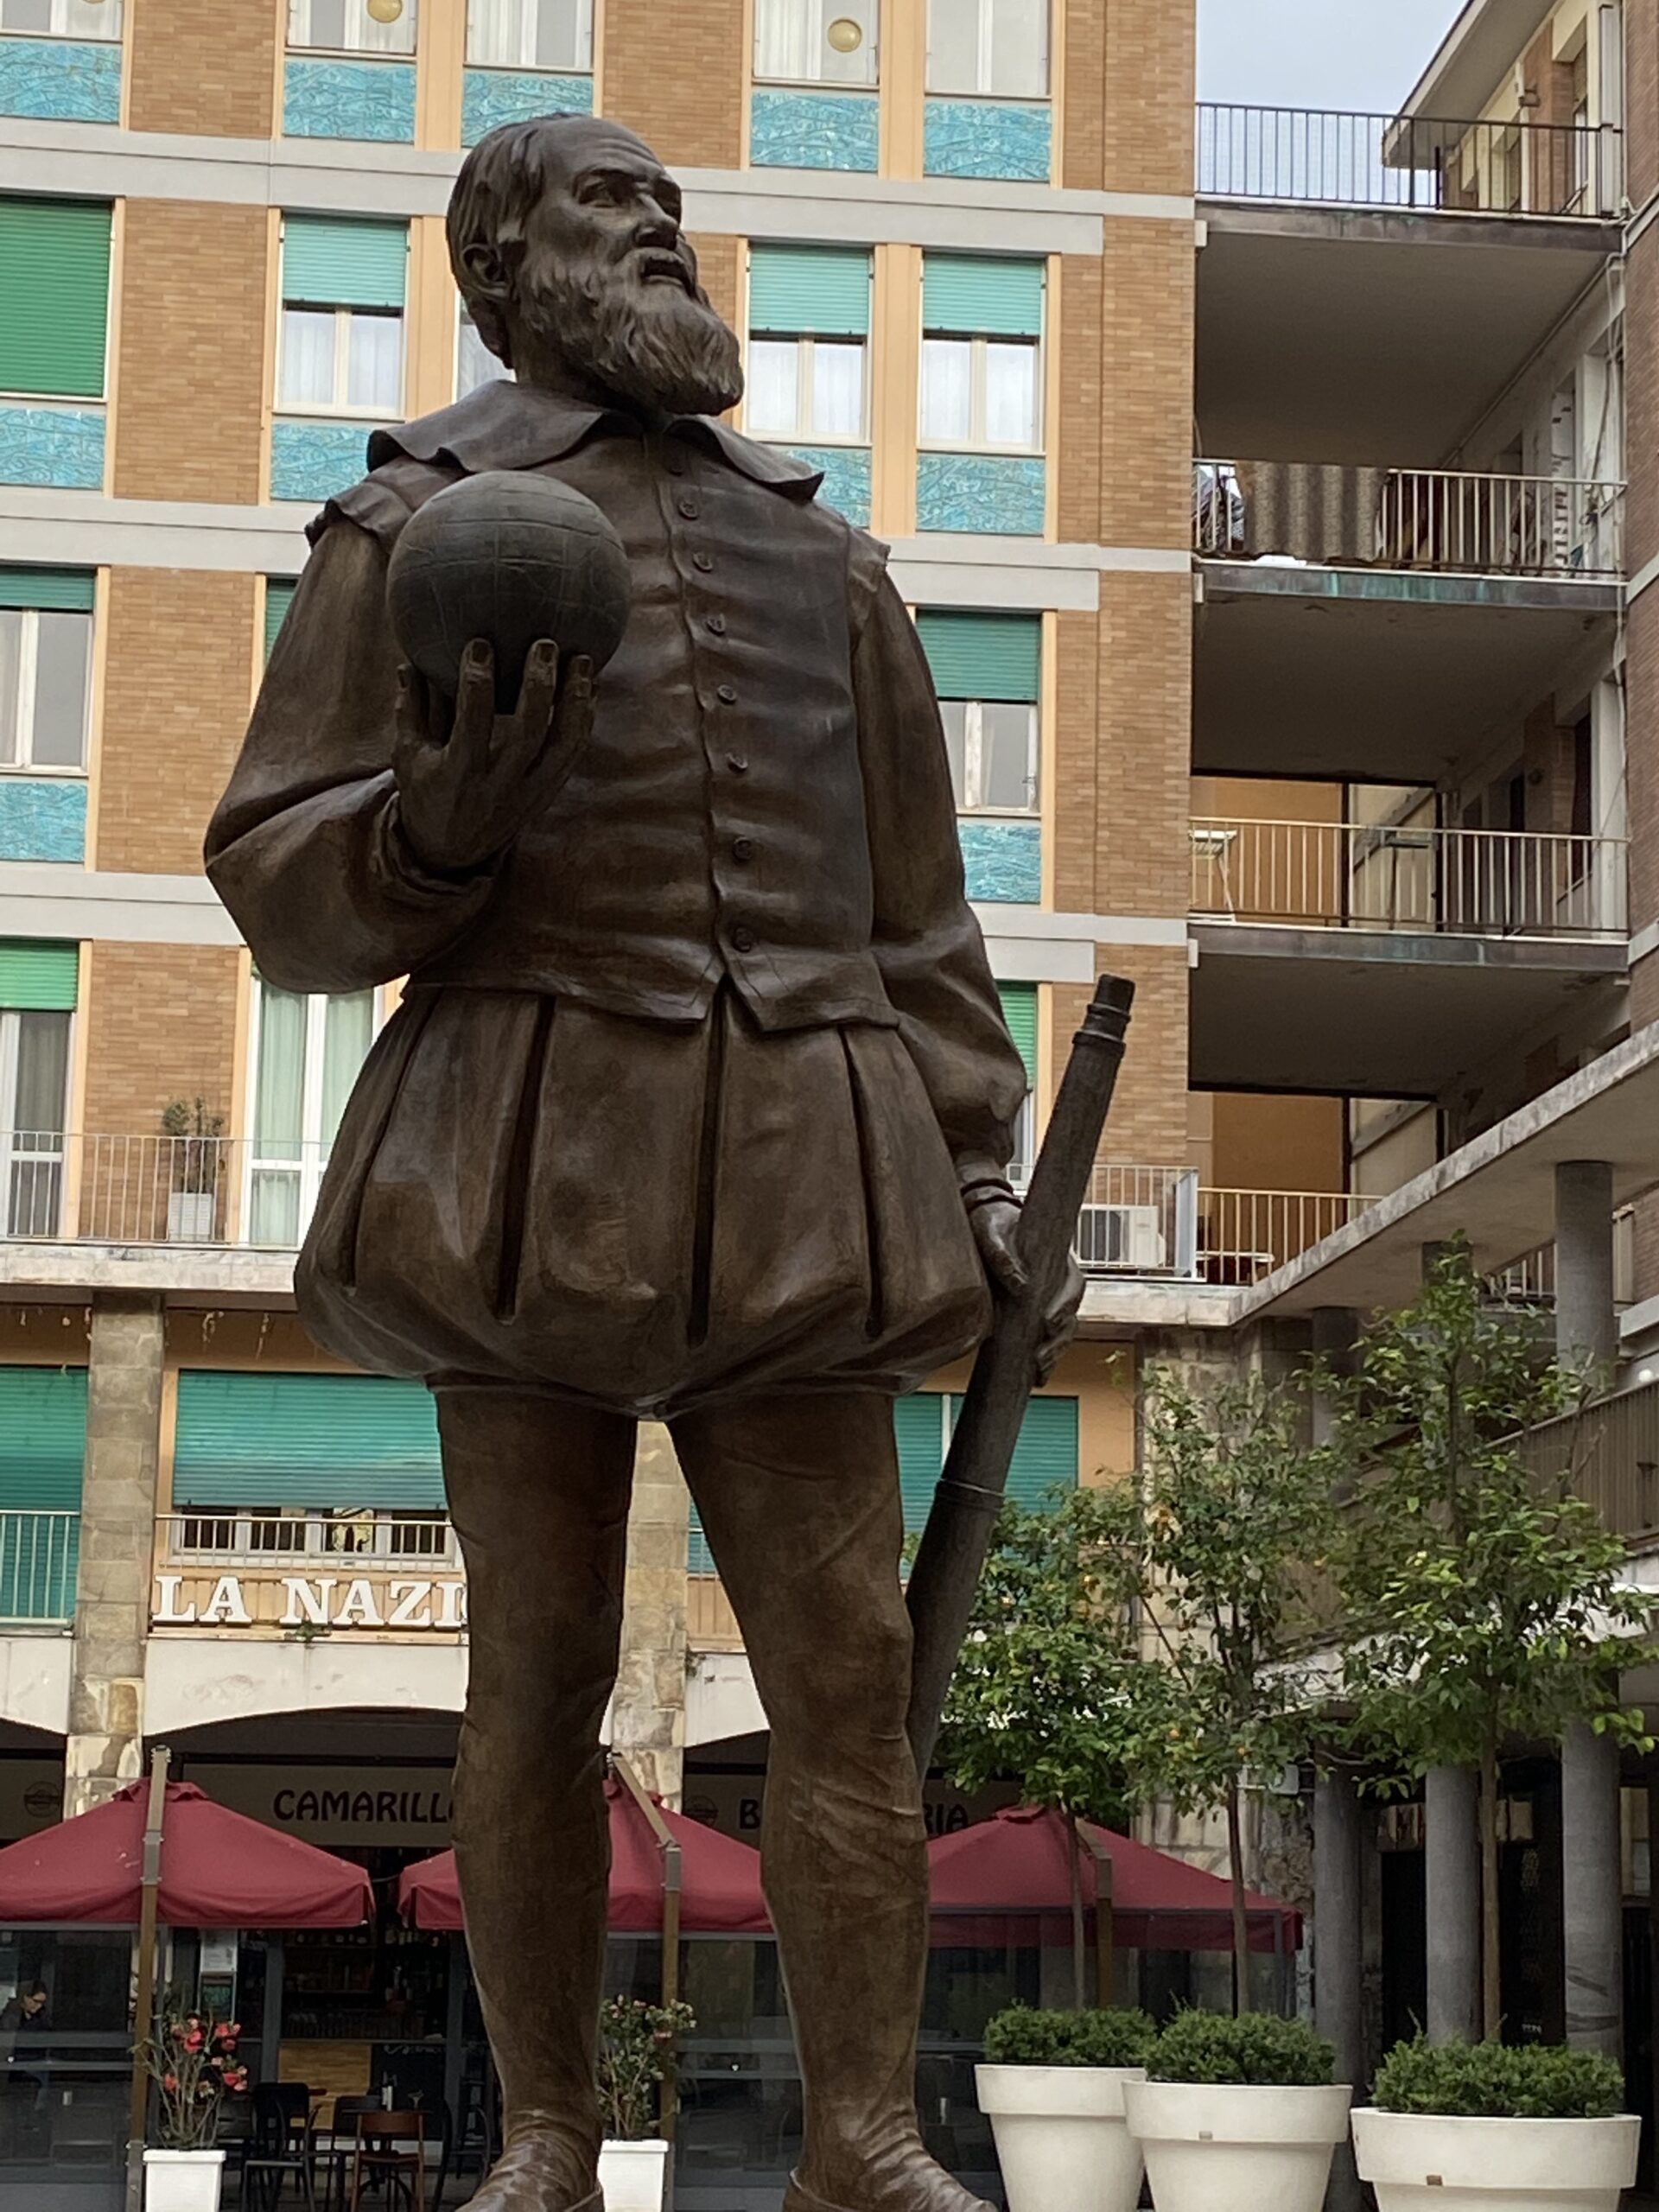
[0,1927,136,2196]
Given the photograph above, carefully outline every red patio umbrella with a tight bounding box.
[927,1805,1301,1952]
[0,1780,374,1927]
[399,1777,772,1934]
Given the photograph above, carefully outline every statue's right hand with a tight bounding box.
[392,638,594,875]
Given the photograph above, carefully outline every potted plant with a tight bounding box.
[596,1994,693,2212]
[1351,2036,1638,2212]
[161,1099,225,1243]
[137,2003,247,2210]
[976,2003,1157,2212]
[1122,2010,1351,2212]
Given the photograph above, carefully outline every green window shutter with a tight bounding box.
[0,569,95,613]
[0,1367,87,1509]
[916,611,1040,702]
[997,984,1037,1086]
[0,942,79,1011]
[282,216,408,309]
[947,1392,1077,1511]
[0,199,111,398]
[895,1390,947,1535]
[923,252,1044,337]
[749,245,871,336]
[264,579,297,660]
[173,1373,444,1510]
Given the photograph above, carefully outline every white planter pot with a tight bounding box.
[1123,2078,1352,2212]
[598,2136,670,2212]
[143,2147,226,2212]
[168,1191,215,1242]
[1351,2105,1641,2212]
[976,2063,1147,2212]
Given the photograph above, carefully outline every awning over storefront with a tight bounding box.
[927,1805,1302,1952]
[0,1780,374,1926]
[398,1778,772,1934]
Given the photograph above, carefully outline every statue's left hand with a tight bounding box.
[969,1197,1084,1386]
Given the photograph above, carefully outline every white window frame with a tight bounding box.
[925,0,1048,97]
[753,0,878,86]
[465,0,593,71]
[455,302,511,400]
[940,696,1039,816]
[0,0,124,40]
[277,302,404,419]
[744,333,870,446]
[0,606,91,774]
[918,331,1043,454]
[245,982,379,1248]
[0,1006,72,1239]
[287,0,416,56]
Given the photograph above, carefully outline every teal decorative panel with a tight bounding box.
[0,36,121,123]
[0,403,104,490]
[925,98,1052,182]
[271,420,373,503]
[749,87,879,172]
[917,452,1046,535]
[462,66,592,143]
[788,444,871,526]
[0,778,86,863]
[283,56,416,143]
[960,816,1040,904]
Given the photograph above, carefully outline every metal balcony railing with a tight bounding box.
[1018,1166,1202,1279]
[1194,461,1624,577]
[1520,1379,1659,1542]
[1193,1188,1369,1285]
[1192,818,1628,940]
[0,1511,79,1626]
[1197,102,1618,217]
[0,1133,334,1245]
[158,1510,457,1568]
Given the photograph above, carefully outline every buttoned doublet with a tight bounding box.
[207,383,1026,1417]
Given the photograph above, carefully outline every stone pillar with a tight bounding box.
[610,1422,690,1806]
[63,1294,164,1817]
[1314,1771,1364,2212]
[1554,1160,1617,1375]
[1560,1721,1623,2056]
[1424,1765,1481,2044]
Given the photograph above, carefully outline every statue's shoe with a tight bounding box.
[463,2134,601,2212]
[785,2169,995,2212]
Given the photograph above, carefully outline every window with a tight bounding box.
[456,305,511,400]
[467,0,590,69]
[918,611,1039,815]
[754,0,876,84]
[0,941,75,1240]
[920,254,1043,451]
[926,0,1046,97]
[0,0,123,36]
[278,215,407,417]
[264,578,297,664]
[746,245,871,444]
[288,0,415,55]
[0,572,92,772]
[997,982,1036,1176]
[0,197,111,401]
[249,981,375,1246]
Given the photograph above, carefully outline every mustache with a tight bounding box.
[519,256,745,418]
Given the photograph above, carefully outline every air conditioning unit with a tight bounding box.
[1077,1203,1167,1273]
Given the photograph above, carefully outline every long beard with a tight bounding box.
[522,260,745,418]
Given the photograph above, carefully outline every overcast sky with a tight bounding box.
[1198,0,1467,111]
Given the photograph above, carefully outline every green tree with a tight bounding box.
[1326,1242,1653,2040]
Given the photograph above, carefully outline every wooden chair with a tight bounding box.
[346,2108,425,2212]
[243,2081,319,2210]
[315,2094,384,2212]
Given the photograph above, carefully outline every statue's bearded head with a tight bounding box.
[448,114,744,419]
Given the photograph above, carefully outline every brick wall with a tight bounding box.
[690,232,741,343]
[1058,224,1193,549]
[1052,944,1190,1162]
[1627,0,1659,210]
[603,0,745,168]
[1063,0,1193,195]
[1091,572,1192,919]
[80,945,240,1143]
[112,204,270,506]
[96,571,258,876]
[128,0,277,138]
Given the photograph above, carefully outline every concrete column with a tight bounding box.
[1314,1772,1364,2212]
[1554,1160,1618,1375]
[1560,1721,1624,2056]
[1424,1765,1481,2044]
[1309,1306,1357,1467]
[610,1421,690,1806]
[63,1294,164,1817]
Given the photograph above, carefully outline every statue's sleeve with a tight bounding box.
[852,557,1028,1190]
[205,517,496,994]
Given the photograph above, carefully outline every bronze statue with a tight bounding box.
[208,112,1077,2212]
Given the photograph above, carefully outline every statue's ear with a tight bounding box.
[458,239,511,308]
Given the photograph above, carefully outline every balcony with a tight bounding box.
[0,1510,79,1627]
[1192,462,1623,784]
[1520,1381,1659,1547]
[1190,818,1628,1094]
[0,1133,333,1247]
[1193,104,1623,466]
[153,1512,465,1634]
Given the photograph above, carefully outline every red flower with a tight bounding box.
[183,2031,204,2053]
[162,2075,178,2093]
